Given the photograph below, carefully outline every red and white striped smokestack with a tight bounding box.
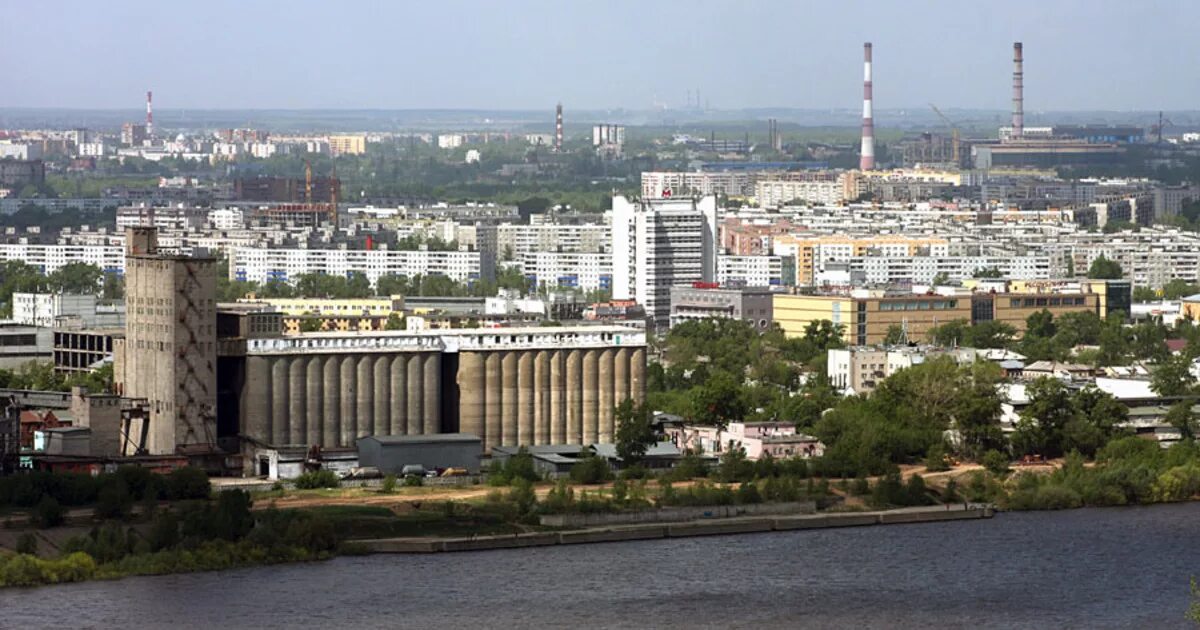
[146,90,153,139]
[1012,42,1023,140]
[859,42,875,171]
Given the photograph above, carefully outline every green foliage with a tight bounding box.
[1012,378,1129,458]
[1087,255,1124,279]
[489,446,541,486]
[509,478,537,515]
[95,479,134,520]
[569,452,613,485]
[0,552,97,587]
[33,496,66,528]
[165,467,211,500]
[868,472,935,508]
[615,399,656,465]
[981,450,1011,476]
[381,474,398,494]
[924,442,951,472]
[716,446,755,483]
[926,319,1016,349]
[1152,354,1199,397]
[15,532,38,555]
[294,470,341,490]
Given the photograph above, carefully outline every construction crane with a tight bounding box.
[304,159,313,203]
[1151,111,1175,144]
[928,103,961,167]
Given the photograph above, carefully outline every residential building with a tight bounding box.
[665,421,823,460]
[230,247,481,286]
[328,135,367,156]
[611,195,718,329]
[668,285,776,331]
[641,171,754,198]
[519,251,611,293]
[717,255,783,287]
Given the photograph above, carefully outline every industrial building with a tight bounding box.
[224,326,646,461]
[669,284,776,331]
[357,433,482,475]
[113,227,218,457]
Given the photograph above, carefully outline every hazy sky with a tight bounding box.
[3,0,1198,111]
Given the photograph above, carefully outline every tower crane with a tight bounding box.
[1151,111,1175,144]
[929,103,961,167]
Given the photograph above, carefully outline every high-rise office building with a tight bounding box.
[611,195,718,329]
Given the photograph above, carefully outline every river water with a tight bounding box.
[4,502,1200,629]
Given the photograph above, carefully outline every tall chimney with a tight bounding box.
[555,103,563,152]
[1012,42,1023,140]
[146,90,153,139]
[859,42,875,171]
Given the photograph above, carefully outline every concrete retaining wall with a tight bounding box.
[357,505,994,555]
[539,501,816,528]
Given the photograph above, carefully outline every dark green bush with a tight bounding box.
[33,496,66,528]
[294,470,340,490]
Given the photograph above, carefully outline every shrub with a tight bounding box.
[717,448,755,483]
[924,442,951,472]
[570,455,613,485]
[850,476,870,496]
[294,470,340,490]
[166,467,211,500]
[33,496,66,528]
[15,532,38,555]
[403,475,422,487]
[942,479,959,503]
[981,450,1011,476]
[381,474,397,494]
[147,511,180,552]
[510,478,537,515]
[735,481,763,505]
[95,480,133,520]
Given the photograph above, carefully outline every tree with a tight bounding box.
[1087,255,1123,279]
[931,272,951,286]
[1151,354,1198,397]
[1165,400,1197,441]
[690,371,748,429]
[1012,377,1076,457]
[614,399,656,465]
[883,324,906,346]
[384,313,405,330]
[927,319,970,347]
[48,263,102,294]
[965,320,1017,349]
[973,267,1004,279]
[1025,309,1057,340]
[951,360,1006,460]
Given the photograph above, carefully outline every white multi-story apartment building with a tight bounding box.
[641,171,754,198]
[717,255,783,287]
[230,248,481,286]
[519,252,612,293]
[755,174,855,207]
[437,134,465,149]
[611,195,718,328]
[844,255,1053,285]
[0,244,124,274]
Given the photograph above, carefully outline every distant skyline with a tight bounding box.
[3,0,1198,112]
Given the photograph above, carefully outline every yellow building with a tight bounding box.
[774,235,948,285]
[1183,295,1200,322]
[974,279,1131,320]
[328,134,367,156]
[774,289,1101,346]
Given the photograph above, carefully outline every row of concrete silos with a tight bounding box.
[244,351,442,448]
[457,346,645,452]
[242,345,646,452]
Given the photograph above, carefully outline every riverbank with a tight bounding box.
[355,504,994,554]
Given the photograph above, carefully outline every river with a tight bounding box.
[4,502,1199,629]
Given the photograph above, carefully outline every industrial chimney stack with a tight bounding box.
[1012,42,1023,140]
[555,103,563,152]
[146,90,154,139]
[859,42,875,171]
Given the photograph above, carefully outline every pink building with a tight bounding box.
[665,421,824,460]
